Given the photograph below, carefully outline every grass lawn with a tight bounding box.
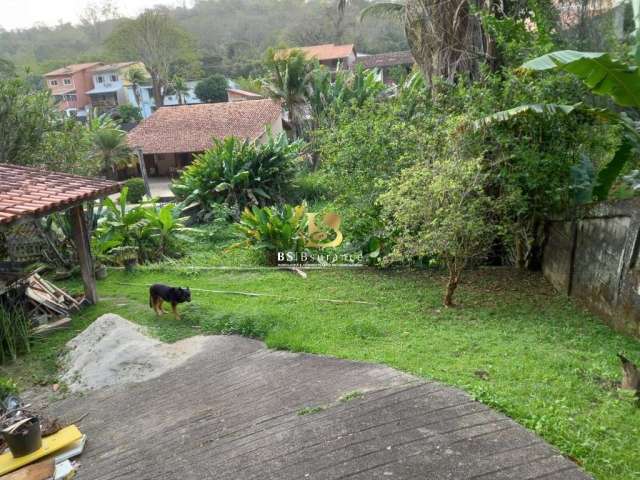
[2,233,640,479]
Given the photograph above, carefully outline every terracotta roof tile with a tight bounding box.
[0,164,122,225]
[281,44,355,62]
[357,51,415,69]
[127,100,282,155]
[43,62,103,77]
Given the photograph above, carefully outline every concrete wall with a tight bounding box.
[543,197,640,337]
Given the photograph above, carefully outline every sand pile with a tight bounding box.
[61,314,209,392]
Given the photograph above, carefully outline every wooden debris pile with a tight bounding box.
[0,273,80,334]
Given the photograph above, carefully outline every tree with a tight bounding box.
[0,58,15,79]
[262,48,314,137]
[194,75,227,103]
[0,79,50,165]
[125,66,148,109]
[79,0,120,43]
[360,0,489,85]
[107,10,200,107]
[90,128,132,178]
[171,76,190,104]
[379,128,495,306]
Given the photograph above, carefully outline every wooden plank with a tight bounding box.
[0,426,82,476]
[2,458,55,480]
[33,317,72,335]
[68,206,97,304]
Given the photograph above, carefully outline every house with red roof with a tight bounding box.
[279,44,357,71]
[356,51,415,84]
[43,62,103,118]
[126,99,283,179]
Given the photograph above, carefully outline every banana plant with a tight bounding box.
[478,50,640,202]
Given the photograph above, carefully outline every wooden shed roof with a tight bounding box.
[0,164,121,225]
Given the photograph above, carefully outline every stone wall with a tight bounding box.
[543,197,640,338]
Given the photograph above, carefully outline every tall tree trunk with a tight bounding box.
[151,72,164,107]
[404,0,488,85]
[443,261,461,307]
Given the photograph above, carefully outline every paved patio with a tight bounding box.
[147,177,173,199]
[49,335,591,480]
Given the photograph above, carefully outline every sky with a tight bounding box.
[0,0,191,31]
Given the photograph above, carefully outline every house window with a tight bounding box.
[49,80,58,86]
[96,76,104,83]
[63,78,71,85]
[110,74,118,82]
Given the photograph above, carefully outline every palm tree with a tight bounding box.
[262,48,313,138]
[126,66,147,109]
[91,128,132,179]
[171,76,190,105]
[359,0,488,86]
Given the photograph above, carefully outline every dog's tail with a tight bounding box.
[149,292,153,308]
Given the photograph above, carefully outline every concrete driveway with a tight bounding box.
[50,335,591,480]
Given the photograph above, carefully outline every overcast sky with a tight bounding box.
[1,0,190,31]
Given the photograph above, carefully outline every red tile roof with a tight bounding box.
[0,164,122,225]
[127,100,282,155]
[281,44,356,62]
[43,62,103,77]
[357,51,415,69]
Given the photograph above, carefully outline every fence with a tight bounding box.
[543,197,640,338]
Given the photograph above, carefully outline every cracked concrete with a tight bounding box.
[49,319,591,480]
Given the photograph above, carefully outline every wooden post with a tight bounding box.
[136,148,152,198]
[69,205,98,304]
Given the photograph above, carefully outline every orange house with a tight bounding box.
[43,62,103,118]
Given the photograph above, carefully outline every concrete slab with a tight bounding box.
[49,335,591,480]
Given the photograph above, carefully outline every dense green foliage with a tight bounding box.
[95,187,192,264]
[116,104,143,123]
[485,49,640,203]
[0,79,99,175]
[194,74,228,103]
[233,204,308,264]
[106,10,201,106]
[316,69,619,270]
[379,121,496,305]
[172,133,303,217]
[124,178,147,204]
[0,0,407,79]
[0,376,18,398]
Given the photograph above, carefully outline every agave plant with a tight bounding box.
[172,133,303,219]
[233,204,308,265]
[479,50,640,202]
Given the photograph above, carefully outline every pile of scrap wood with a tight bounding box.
[0,273,80,334]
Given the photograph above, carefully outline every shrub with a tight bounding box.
[172,133,303,219]
[117,104,142,123]
[291,171,330,203]
[380,118,498,306]
[232,204,307,265]
[194,75,228,103]
[124,178,147,204]
[316,98,424,248]
[0,376,18,398]
[94,187,193,264]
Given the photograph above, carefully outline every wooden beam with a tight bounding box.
[68,205,97,304]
